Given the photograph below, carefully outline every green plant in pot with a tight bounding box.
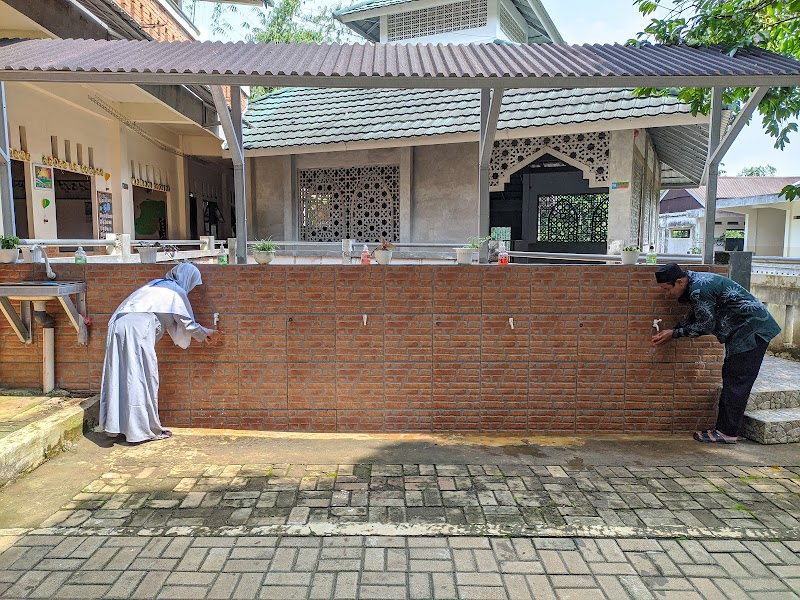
[620,244,639,266]
[252,237,279,264]
[455,235,490,265]
[0,234,20,264]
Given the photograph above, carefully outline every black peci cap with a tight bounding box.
[654,262,687,284]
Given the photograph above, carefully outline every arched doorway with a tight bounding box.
[490,154,609,257]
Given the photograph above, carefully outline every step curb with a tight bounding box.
[0,396,99,487]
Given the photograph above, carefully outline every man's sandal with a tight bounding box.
[693,429,737,444]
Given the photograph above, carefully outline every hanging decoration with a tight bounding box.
[10,148,31,162]
[41,154,107,178]
[131,178,170,193]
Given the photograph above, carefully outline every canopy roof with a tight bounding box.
[0,38,798,89]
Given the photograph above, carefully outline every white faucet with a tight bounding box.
[31,245,57,280]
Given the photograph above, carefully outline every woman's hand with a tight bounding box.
[651,329,673,346]
[204,329,218,344]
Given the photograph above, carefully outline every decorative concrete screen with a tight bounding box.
[537,194,609,243]
[0,263,725,434]
[298,165,400,243]
[387,0,488,41]
[490,132,610,192]
[498,4,527,43]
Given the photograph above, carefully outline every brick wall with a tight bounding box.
[113,0,194,41]
[0,264,726,434]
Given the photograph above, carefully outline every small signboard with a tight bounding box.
[611,181,630,190]
[98,191,114,235]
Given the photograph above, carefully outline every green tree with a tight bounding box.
[629,0,800,200]
[199,0,352,98]
[738,164,778,176]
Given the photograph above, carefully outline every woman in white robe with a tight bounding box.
[100,263,214,443]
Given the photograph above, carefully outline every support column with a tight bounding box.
[785,304,795,348]
[703,88,723,265]
[0,82,15,235]
[478,87,503,263]
[211,86,248,264]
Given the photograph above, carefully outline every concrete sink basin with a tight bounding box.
[0,281,89,392]
[0,281,86,300]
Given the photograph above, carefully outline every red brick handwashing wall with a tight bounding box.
[0,264,725,434]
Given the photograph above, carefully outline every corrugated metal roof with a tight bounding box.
[243,86,694,149]
[0,38,798,88]
[333,0,553,44]
[696,176,800,200]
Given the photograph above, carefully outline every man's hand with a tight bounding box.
[651,329,674,346]
[204,329,218,344]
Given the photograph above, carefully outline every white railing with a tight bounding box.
[508,251,704,264]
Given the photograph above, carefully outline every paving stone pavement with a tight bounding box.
[1,534,799,599]
[32,463,800,539]
[1,460,798,598]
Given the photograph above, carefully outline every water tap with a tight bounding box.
[31,245,57,280]
[652,318,663,333]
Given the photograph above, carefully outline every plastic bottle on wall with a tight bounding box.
[361,244,371,265]
[497,241,509,265]
[218,245,228,264]
[74,246,87,264]
[646,244,657,265]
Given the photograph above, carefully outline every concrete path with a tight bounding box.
[0,430,798,598]
[753,355,800,393]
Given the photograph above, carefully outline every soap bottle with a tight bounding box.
[217,245,228,265]
[497,241,509,265]
[360,244,371,265]
[74,246,87,264]
[646,244,657,265]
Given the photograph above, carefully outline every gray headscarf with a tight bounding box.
[166,263,203,293]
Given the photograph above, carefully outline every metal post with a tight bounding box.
[210,85,248,265]
[703,87,723,265]
[230,86,247,264]
[479,89,490,263]
[478,87,503,264]
[0,82,15,235]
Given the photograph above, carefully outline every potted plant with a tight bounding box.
[372,237,394,265]
[0,235,20,264]
[136,241,160,264]
[620,245,639,265]
[252,237,279,264]
[455,235,490,265]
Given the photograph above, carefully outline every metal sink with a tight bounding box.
[0,281,86,300]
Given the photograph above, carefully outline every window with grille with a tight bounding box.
[537,194,609,243]
[298,165,400,243]
[498,4,526,43]
[387,0,488,41]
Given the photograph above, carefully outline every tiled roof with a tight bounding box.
[0,39,798,88]
[243,86,694,149]
[333,0,555,44]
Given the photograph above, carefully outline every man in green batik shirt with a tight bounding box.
[651,263,781,444]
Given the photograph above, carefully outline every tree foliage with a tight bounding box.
[201,0,353,98]
[738,164,778,176]
[628,0,800,199]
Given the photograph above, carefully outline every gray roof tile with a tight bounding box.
[243,86,693,150]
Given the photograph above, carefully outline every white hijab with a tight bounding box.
[109,263,203,348]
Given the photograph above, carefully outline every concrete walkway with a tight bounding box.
[753,355,800,394]
[0,430,798,599]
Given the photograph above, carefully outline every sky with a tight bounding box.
[189,0,800,178]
